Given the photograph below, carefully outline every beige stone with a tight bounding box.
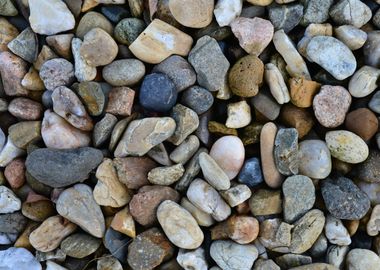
[367,205,380,236]
[265,63,290,104]
[111,206,136,238]
[21,67,44,91]
[169,0,213,28]
[226,101,251,129]
[181,197,215,227]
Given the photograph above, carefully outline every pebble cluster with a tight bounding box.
[1,0,380,270]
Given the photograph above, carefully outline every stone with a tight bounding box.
[114,18,145,45]
[249,189,282,216]
[46,34,74,60]
[259,218,292,252]
[327,245,348,269]
[254,259,280,270]
[0,186,21,214]
[71,38,97,82]
[181,197,214,227]
[94,158,130,208]
[367,205,380,236]
[77,82,105,117]
[346,249,380,270]
[97,257,123,270]
[21,194,56,222]
[130,19,193,64]
[0,18,18,52]
[289,264,339,270]
[0,0,17,16]
[187,178,231,221]
[265,63,290,104]
[4,158,25,189]
[298,140,331,179]
[349,66,380,98]
[335,25,367,51]
[198,152,230,190]
[39,58,74,91]
[321,176,370,220]
[0,212,26,234]
[34,248,66,263]
[170,135,199,164]
[147,143,172,166]
[114,157,156,189]
[29,0,75,35]
[177,248,208,270]
[273,30,310,79]
[345,108,378,141]
[34,45,58,71]
[364,31,380,68]
[139,73,177,112]
[104,228,129,263]
[289,77,320,108]
[355,151,380,183]
[26,147,102,188]
[109,115,137,152]
[228,55,263,97]
[103,59,145,87]
[127,227,174,270]
[169,0,213,28]
[306,36,356,80]
[168,104,199,145]
[225,100,251,129]
[76,11,113,39]
[57,184,105,238]
[290,210,325,254]
[105,86,135,117]
[8,121,41,149]
[220,185,252,207]
[115,117,176,157]
[0,247,41,270]
[60,233,101,259]
[370,91,380,113]
[0,138,25,167]
[325,215,351,245]
[313,85,351,128]
[268,3,303,33]
[46,261,68,270]
[274,128,299,176]
[231,17,273,55]
[8,98,43,120]
[211,240,258,270]
[301,0,333,26]
[21,67,44,91]
[110,207,135,238]
[0,51,28,96]
[210,136,245,180]
[238,157,263,187]
[208,122,238,136]
[93,113,118,147]
[180,86,213,115]
[157,200,204,249]
[129,185,180,226]
[275,254,312,269]
[214,0,242,27]
[188,35,230,94]
[280,104,313,138]
[309,234,328,258]
[325,130,369,164]
[7,27,38,63]
[148,164,184,185]
[330,0,372,28]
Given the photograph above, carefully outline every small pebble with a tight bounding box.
[225,100,251,129]
[249,189,282,216]
[60,233,101,259]
[0,186,21,214]
[325,215,351,245]
[103,59,145,87]
[367,205,380,236]
[345,108,378,141]
[168,104,199,146]
[327,245,349,269]
[71,37,97,82]
[7,27,38,63]
[181,197,215,227]
[8,121,41,149]
[46,34,74,60]
[214,0,242,27]
[300,0,333,26]
[348,65,380,98]
[274,128,299,176]
[0,52,28,96]
[330,0,372,28]
[39,58,75,90]
[148,164,185,186]
[220,184,252,207]
[238,157,264,188]
[93,113,118,147]
[104,227,129,263]
[177,248,208,270]
[265,63,290,104]
[298,140,331,179]
[114,18,145,45]
[268,3,304,33]
[77,81,105,117]
[170,135,200,164]
[8,97,43,120]
[335,25,367,50]
[180,86,214,114]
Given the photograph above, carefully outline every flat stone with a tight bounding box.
[325,215,351,245]
[8,121,41,149]
[0,186,21,214]
[0,51,28,96]
[214,0,242,27]
[169,0,213,28]
[0,138,25,167]
[77,81,105,117]
[71,38,97,82]
[93,113,117,147]
[335,25,367,51]
[104,228,129,263]
[220,184,252,207]
[177,248,208,270]
[268,3,303,33]
[0,247,41,270]
[170,135,200,164]
[300,0,333,26]
[148,164,184,185]
[114,18,145,45]
[289,77,320,108]
[330,0,372,28]
[238,157,263,188]
[60,233,101,259]
[29,0,75,35]
[298,140,331,179]
[322,176,370,220]
[110,206,136,238]
[7,27,38,63]
[26,147,102,188]
[103,59,145,87]
[249,189,282,216]
[40,58,75,91]
[0,18,18,52]
[181,197,214,227]
[349,66,380,98]
[274,128,299,176]
[199,152,230,190]
[8,97,43,120]
[57,184,105,238]
[346,249,380,270]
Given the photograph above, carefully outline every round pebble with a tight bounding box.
[180,86,214,115]
[298,140,331,179]
[114,18,145,45]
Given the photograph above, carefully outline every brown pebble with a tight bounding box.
[344,219,360,236]
[106,87,135,116]
[4,158,26,189]
[0,17,19,52]
[289,77,321,108]
[280,103,314,138]
[0,51,28,96]
[345,108,378,141]
[8,97,43,120]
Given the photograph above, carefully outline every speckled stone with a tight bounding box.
[39,58,75,91]
[268,3,304,33]
[102,59,145,87]
[274,128,299,176]
[114,18,145,45]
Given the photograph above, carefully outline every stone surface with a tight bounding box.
[181,197,214,227]
[0,18,18,52]
[265,63,289,104]
[238,157,263,188]
[0,0,17,16]
[345,108,378,141]
[220,184,252,207]
[114,18,145,45]
[301,0,333,26]
[148,164,184,185]
[60,233,101,259]
[268,3,304,33]
[363,31,380,68]
[104,227,129,263]
[355,151,380,183]
[4,158,25,189]
[330,0,372,28]
[169,0,213,28]
[97,257,123,270]
[110,206,135,238]
[93,113,117,147]
[214,0,242,27]
[77,82,105,117]
[249,189,282,216]
[349,66,380,98]
[335,25,367,51]
[7,27,38,63]
[322,176,370,220]
[21,67,45,91]
[71,38,97,82]
[0,138,25,167]
[199,152,230,190]
[289,77,320,108]
[0,186,21,214]
[346,249,380,270]
[170,135,199,164]
[168,104,199,145]
[76,11,113,39]
[8,97,43,120]
[0,247,42,270]
[370,91,380,114]
[56,184,105,238]
[177,248,208,270]
[225,100,251,129]
[103,59,145,87]
[298,140,331,179]
[105,86,135,116]
[274,128,299,176]
[180,86,213,115]
[0,51,28,96]
[0,212,27,234]
[40,58,75,91]
[8,121,41,149]
[325,215,351,245]
[46,34,74,60]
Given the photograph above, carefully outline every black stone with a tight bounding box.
[101,5,130,23]
[180,86,214,115]
[104,227,130,263]
[238,157,264,188]
[350,230,373,250]
[139,73,177,112]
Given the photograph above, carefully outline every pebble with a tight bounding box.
[325,215,351,245]
[210,240,258,270]
[259,218,293,252]
[76,10,113,38]
[148,163,184,185]
[289,77,320,107]
[268,3,303,33]
[77,82,105,117]
[158,200,204,249]
[114,18,145,45]
[105,87,135,117]
[265,63,290,104]
[177,248,208,270]
[111,206,136,238]
[301,0,333,26]
[0,138,25,167]
[115,117,176,157]
[226,101,252,129]
[0,0,17,16]
[21,67,45,91]
[148,143,172,166]
[238,157,263,187]
[28,0,75,35]
[214,0,242,27]
[152,55,196,92]
[306,36,356,80]
[364,31,380,68]
[4,158,25,189]
[220,184,252,207]
[298,140,331,179]
[346,249,380,270]
[60,233,101,259]
[29,216,77,252]
[0,247,41,270]
[181,197,214,227]
[168,104,199,145]
[139,73,177,112]
[330,0,372,28]
[94,158,130,207]
[228,55,264,97]
[93,113,117,147]
[46,261,68,270]
[367,205,380,236]
[345,108,378,141]
[275,254,312,269]
[56,184,105,238]
[246,0,273,5]
[289,264,339,270]
[7,27,38,63]
[274,128,299,176]
[309,234,328,258]
[321,176,370,220]
[21,195,55,222]
[0,52,28,96]
[370,91,380,113]
[170,135,199,164]
[210,136,245,180]
[8,97,43,120]
[231,17,273,55]
[289,209,326,254]
[355,150,380,183]
[0,186,21,214]
[104,228,129,263]
[325,130,369,164]
[313,85,351,128]
[273,30,310,79]
[34,46,59,71]
[188,35,230,94]
[169,0,213,28]
[327,245,349,269]
[180,86,213,115]
[71,38,97,82]
[129,185,180,226]
[335,25,367,50]
[109,115,136,151]
[129,19,193,64]
[0,18,18,51]
[249,189,282,216]
[39,58,75,90]
[103,59,145,87]
[280,104,313,138]
[8,121,41,150]
[349,66,380,98]
[46,34,74,60]
[187,178,231,221]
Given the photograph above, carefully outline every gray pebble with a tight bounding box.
[114,18,145,45]
[369,90,380,113]
[268,3,304,33]
[180,86,214,114]
[7,27,38,63]
[364,31,380,68]
[0,212,27,234]
[170,135,200,164]
[102,59,145,87]
[300,0,333,26]
[330,0,372,28]
[274,128,299,176]
[40,58,75,91]
[251,91,281,121]
[93,113,118,147]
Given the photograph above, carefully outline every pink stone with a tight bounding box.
[0,52,28,96]
[8,97,43,120]
[4,158,26,189]
[105,87,135,116]
[231,17,274,56]
[210,136,245,180]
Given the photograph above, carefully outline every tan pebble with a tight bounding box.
[21,67,45,91]
[0,17,19,52]
[33,45,58,71]
[280,103,314,138]
[225,101,251,129]
[289,77,321,108]
[110,206,136,238]
[169,0,213,28]
[46,34,74,59]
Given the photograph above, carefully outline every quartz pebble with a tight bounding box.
[335,25,367,51]
[214,0,242,27]
[0,186,21,214]
[298,140,331,179]
[0,247,42,270]
[325,215,351,245]
[225,100,251,129]
[348,66,380,98]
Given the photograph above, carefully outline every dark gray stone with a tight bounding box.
[25,147,103,188]
[0,212,27,234]
[251,91,281,121]
[353,150,380,183]
[268,3,304,33]
[274,128,299,176]
[104,227,129,264]
[238,157,263,188]
[60,233,101,259]
[180,86,214,115]
[7,27,38,63]
[114,18,145,45]
[300,0,333,26]
[101,5,130,23]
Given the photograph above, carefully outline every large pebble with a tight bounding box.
[335,25,367,51]
[325,215,351,245]
[60,233,101,259]
[0,186,21,214]
[298,140,331,179]
[306,36,356,80]
[103,59,145,87]
[330,0,372,28]
[26,147,102,188]
[8,97,43,120]
[0,247,41,270]
[8,27,38,63]
[274,128,299,176]
[169,0,214,28]
[325,130,369,164]
[56,184,105,238]
[348,66,380,98]
[301,0,333,26]
[168,104,199,145]
[39,58,75,90]
[346,249,380,270]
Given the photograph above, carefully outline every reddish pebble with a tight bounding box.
[4,158,26,189]
[106,87,135,116]
[8,97,43,120]
[0,51,28,96]
[345,108,379,141]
